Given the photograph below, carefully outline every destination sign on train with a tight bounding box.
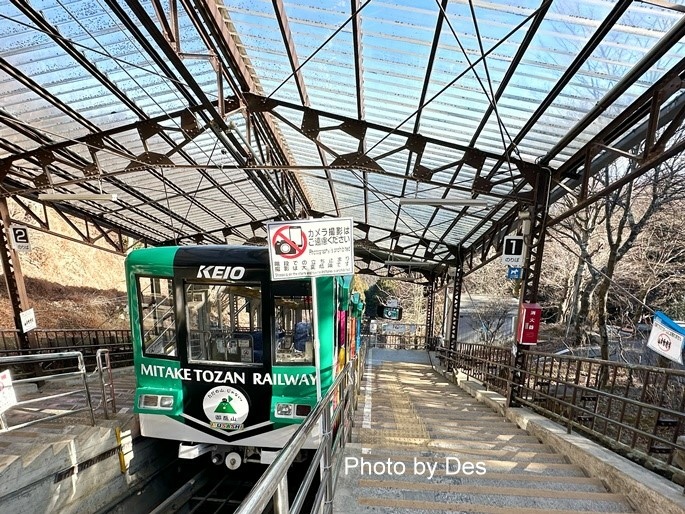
[266,217,354,280]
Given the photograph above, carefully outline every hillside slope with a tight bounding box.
[1,202,128,329]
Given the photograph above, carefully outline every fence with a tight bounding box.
[0,329,132,377]
[362,333,431,350]
[438,342,685,484]
[0,351,96,431]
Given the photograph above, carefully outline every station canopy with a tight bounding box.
[0,0,684,280]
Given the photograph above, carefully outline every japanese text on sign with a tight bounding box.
[267,218,354,280]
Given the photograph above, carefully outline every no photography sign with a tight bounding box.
[267,218,354,280]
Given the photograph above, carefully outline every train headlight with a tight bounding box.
[295,404,312,417]
[139,394,158,408]
[275,403,294,418]
[139,394,174,410]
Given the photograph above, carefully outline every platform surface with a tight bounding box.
[334,348,635,514]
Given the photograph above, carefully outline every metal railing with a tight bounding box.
[0,328,131,350]
[0,329,133,377]
[0,351,96,432]
[235,345,366,514]
[438,342,685,483]
[362,333,429,350]
[96,349,117,419]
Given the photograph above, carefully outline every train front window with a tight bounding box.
[185,282,262,365]
[274,281,314,365]
[138,276,177,357]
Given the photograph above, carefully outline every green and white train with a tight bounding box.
[126,245,363,468]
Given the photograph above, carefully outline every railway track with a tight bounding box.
[149,463,269,514]
[146,456,318,514]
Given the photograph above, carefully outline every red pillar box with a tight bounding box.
[516,303,542,345]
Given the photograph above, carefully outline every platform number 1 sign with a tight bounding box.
[501,236,524,266]
[9,225,30,253]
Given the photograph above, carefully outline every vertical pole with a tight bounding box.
[508,169,550,407]
[448,264,463,370]
[79,352,96,426]
[0,198,32,351]
[311,277,322,401]
[508,224,530,407]
[322,401,333,513]
[274,475,290,514]
[311,276,327,499]
[424,280,435,349]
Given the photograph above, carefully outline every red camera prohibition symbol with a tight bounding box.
[272,225,307,259]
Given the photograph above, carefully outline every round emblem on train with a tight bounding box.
[203,386,249,430]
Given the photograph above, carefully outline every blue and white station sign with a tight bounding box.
[507,267,523,280]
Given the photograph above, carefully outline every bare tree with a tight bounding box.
[612,205,685,325]
[467,297,516,345]
[367,277,427,326]
[593,156,685,368]
[549,194,605,332]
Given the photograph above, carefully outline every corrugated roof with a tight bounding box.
[0,0,683,280]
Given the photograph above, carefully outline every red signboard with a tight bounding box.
[516,303,541,345]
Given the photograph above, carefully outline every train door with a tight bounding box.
[175,267,275,438]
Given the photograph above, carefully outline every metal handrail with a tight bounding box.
[96,349,116,419]
[0,329,134,379]
[438,342,685,483]
[0,351,95,431]
[235,344,365,514]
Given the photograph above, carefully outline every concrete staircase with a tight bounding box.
[0,368,176,513]
[333,360,636,513]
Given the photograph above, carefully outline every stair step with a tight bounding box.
[357,479,627,503]
[342,456,590,478]
[351,496,633,514]
[357,421,530,435]
[358,431,542,445]
[357,440,559,454]
[338,360,635,514]
[0,454,20,474]
[352,471,606,491]
[355,447,568,463]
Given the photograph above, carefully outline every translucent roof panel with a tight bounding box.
[0,0,683,275]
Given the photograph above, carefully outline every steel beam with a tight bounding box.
[459,61,685,274]
[426,1,551,256]
[271,0,339,216]
[191,0,311,214]
[0,198,33,350]
[447,265,462,371]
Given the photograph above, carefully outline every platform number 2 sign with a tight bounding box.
[9,225,30,253]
